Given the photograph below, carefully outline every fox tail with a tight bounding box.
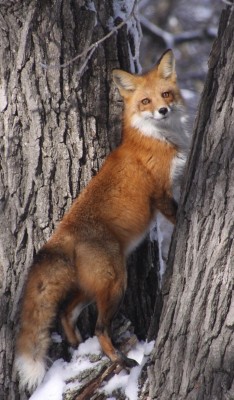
[15,252,72,392]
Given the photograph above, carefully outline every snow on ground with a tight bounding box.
[29,335,154,400]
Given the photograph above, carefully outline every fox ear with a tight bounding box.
[157,49,176,80]
[112,69,137,96]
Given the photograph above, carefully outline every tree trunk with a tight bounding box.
[0,1,158,399]
[148,4,234,400]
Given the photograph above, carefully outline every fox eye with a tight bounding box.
[141,98,151,105]
[162,91,170,98]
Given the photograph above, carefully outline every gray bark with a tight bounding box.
[148,4,234,400]
[0,1,158,399]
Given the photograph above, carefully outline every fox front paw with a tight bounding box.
[117,351,139,368]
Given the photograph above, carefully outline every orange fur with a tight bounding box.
[15,50,190,392]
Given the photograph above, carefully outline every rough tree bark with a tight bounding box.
[147,4,234,400]
[0,1,158,399]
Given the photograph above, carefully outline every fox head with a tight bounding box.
[113,50,187,144]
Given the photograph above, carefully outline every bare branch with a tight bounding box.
[74,363,120,400]
[138,0,151,11]
[139,13,174,47]
[139,13,217,47]
[222,0,233,5]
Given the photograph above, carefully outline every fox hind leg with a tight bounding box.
[95,281,138,368]
[73,242,138,368]
[61,291,90,347]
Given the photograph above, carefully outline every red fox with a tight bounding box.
[15,49,190,392]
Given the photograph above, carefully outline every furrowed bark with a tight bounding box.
[148,4,234,400]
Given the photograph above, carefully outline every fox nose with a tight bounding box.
[158,107,168,115]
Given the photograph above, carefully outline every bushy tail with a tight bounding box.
[15,252,72,392]
[14,353,46,392]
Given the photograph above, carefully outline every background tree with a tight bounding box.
[147,3,234,399]
[0,1,158,399]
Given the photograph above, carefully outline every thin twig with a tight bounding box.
[222,0,233,5]
[138,0,150,11]
[41,0,138,70]
[140,13,217,47]
[139,13,174,47]
[76,46,96,76]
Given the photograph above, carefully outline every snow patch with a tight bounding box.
[51,332,62,343]
[102,370,129,396]
[0,84,7,112]
[76,336,102,356]
[85,0,96,13]
[28,337,154,400]
[113,0,135,20]
[109,0,141,72]
[125,366,142,400]
[29,360,66,400]
[150,213,174,284]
